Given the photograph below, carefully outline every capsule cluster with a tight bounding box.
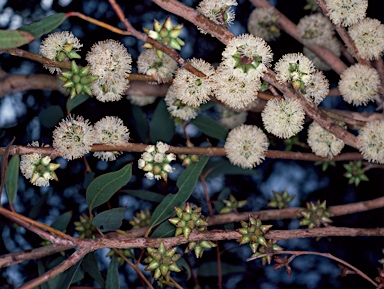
[74,213,98,238]
[299,200,333,228]
[129,209,151,229]
[267,190,295,209]
[237,216,272,253]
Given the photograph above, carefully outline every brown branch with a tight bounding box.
[249,0,348,74]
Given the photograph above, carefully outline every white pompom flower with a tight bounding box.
[217,105,247,129]
[247,7,280,42]
[349,18,384,60]
[127,95,157,106]
[300,70,329,106]
[197,0,238,31]
[297,13,335,45]
[224,124,269,169]
[221,34,273,78]
[53,115,96,160]
[262,97,305,139]
[165,85,198,121]
[93,116,130,161]
[358,120,384,164]
[173,58,215,107]
[86,39,132,102]
[20,142,60,187]
[324,0,368,27]
[212,65,261,110]
[40,31,82,74]
[307,121,345,158]
[137,49,178,83]
[339,64,380,106]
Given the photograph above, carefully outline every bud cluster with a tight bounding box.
[168,203,208,240]
[299,200,333,228]
[219,194,247,214]
[74,213,98,239]
[251,239,283,265]
[267,190,295,209]
[138,142,176,181]
[106,248,135,266]
[343,161,369,186]
[237,216,272,253]
[129,209,151,229]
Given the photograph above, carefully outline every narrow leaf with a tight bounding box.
[150,221,176,238]
[18,13,67,38]
[176,257,191,279]
[1,137,15,198]
[0,30,34,49]
[50,211,72,232]
[149,99,175,143]
[130,104,149,143]
[190,115,228,141]
[92,207,126,231]
[37,260,50,289]
[203,159,257,179]
[66,94,90,114]
[149,156,209,229]
[5,155,20,204]
[120,189,164,203]
[86,163,132,211]
[39,105,64,128]
[81,252,105,287]
[106,256,119,289]
[56,259,83,289]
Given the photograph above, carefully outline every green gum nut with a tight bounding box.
[67,50,81,59]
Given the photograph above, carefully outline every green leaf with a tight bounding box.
[18,13,67,38]
[50,211,72,232]
[56,259,83,289]
[203,159,257,178]
[39,105,64,128]
[37,260,50,289]
[86,163,132,211]
[81,252,105,287]
[5,155,20,204]
[198,261,246,277]
[28,193,49,219]
[83,172,95,189]
[149,156,209,229]
[106,256,119,289]
[92,207,126,231]
[120,189,164,203]
[150,221,176,238]
[66,94,90,114]
[176,257,191,279]
[0,30,34,49]
[149,99,175,143]
[130,104,149,143]
[214,187,231,213]
[190,115,228,141]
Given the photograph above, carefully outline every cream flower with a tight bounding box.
[212,65,261,110]
[262,97,305,139]
[247,7,280,42]
[127,95,157,106]
[173,58,215,107]
[20,142,60,186]
[358,120,384,164]
[297,13,334,46]
[40,31,82,74]
[137,49,178,83]
[218,104,247,129]
[224,124,269,169]
[53,115,96,160]
[307,121,345,158]
[197,0,238,29]
[300,70,329,105]
[221,34,273,78]
[324,0,368,27]
[93,116,130,161]
[349,18,384,60]
[165,85,198,121]
[339,64,380,106]
[86,39,132,102]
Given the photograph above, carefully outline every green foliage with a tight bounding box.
[81,253,105,287]
[92,207,126,231]
[66,94,90,114]
[5,155,19,204]
[39,105,65,128]
[150,99,175,143]
[190,114,228,141]
[121,189,164,203]
[106,256,120,289]
[86,163,132,211]
[0,13,66,48]
[149,156,209,229]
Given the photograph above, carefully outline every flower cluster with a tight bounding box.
[53,115,96,160]
[307,121,345,158]
[196,0,238,33]
[20,142,60,187]
[297,13,334,46]
[247,7,280,42]
[40,31,82,74]
[138,142,176,181]
[173,58,215,107]
[165,85,199,121]
[93,116,130,161]
[86,39,132,102]
[324,0,368,27]
[262,97,305,139]
[137,49,178,83]
[127,94,157,106]
[357,120,384,164]
[349,18,384,60]
[339,64,380,106]
[224,124,269,169]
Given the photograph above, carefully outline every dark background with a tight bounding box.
[1,0,384,288]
